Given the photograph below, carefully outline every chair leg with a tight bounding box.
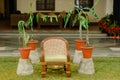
[64,65,66,71]
[66,62,71,77]
[41,63,46,78]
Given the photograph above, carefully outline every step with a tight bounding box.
[0,31,107,38]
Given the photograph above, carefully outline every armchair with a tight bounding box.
[40,37,71,77]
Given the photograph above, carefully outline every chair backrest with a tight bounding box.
[41,37,69,56]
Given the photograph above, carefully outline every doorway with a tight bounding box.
[4,0,17,19]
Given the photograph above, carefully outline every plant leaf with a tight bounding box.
[89,8,99,20]
[50,16,53,22]
[64,10,72,28]
[36,14,39,23]
[24,32,30,47]
[18,21,25,36]
[55,16,58,22]
[72,14,79,26]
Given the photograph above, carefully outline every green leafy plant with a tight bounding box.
[39,13,48,22]
[101,14,115,27]
[99,14,120,36]
[64,0,99,46]
[28,0,39,40]
[18,0,38,47]
[40,12,58,23]
[18,21,30,48]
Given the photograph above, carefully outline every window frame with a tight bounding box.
[75,0,93,9]
[36,0,55,11]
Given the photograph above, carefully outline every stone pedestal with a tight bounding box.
[73,50,82,64]
[29,49,40,64]
[78,58,95,74]
[16,58,34,75]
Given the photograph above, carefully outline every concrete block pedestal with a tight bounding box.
[29,49,40,64]
[73,50,82,64]
[78,58,95,74]
[16,58,34,76]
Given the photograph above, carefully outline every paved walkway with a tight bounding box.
[0,30,120,57]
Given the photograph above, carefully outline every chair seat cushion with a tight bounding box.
[45,55,67,62]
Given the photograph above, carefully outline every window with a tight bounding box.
[36,0,55,11]
[75,0,93,8]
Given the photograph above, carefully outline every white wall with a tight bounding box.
[17,0,36,13]
[17,0,74,13]
[55,0,74,12]
[17,0,113,22]
[106,0,113,15]
[90,0,107,22]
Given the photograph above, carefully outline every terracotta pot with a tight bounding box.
[28,40,38,50]
[82,46,93,59]
[75,40,86,50]
[18,47,31,59]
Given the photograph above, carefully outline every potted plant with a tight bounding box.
[27,11,38,50]
[17,19,35,75]
[64,6,86,50]
[27,1,38,50]
[64,0,99,58]
[18,21,31,59]
[18,0,39,59]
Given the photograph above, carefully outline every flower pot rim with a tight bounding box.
[18,47,31,50]
[28,40,38,43]
[74,40,86,42]
[82,45,94,48]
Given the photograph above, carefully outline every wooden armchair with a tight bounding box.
[40,37,71,78]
